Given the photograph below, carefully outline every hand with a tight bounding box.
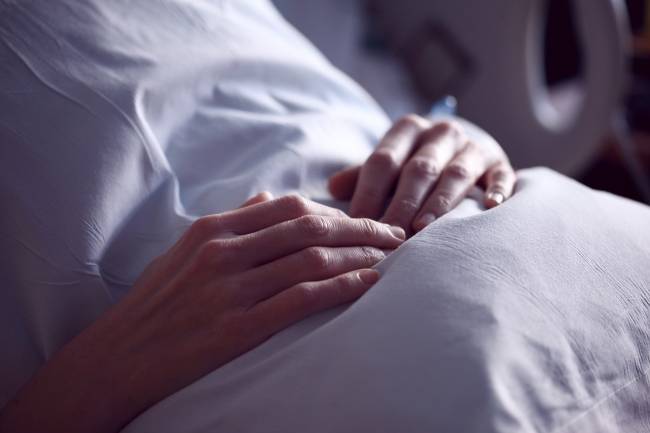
[0,193,405,433]
[328,114,516,233]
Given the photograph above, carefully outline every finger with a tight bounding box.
[233,216,405,268]
[204,195,347,237]
[249,268,380,335]
[381,122,463,231]
[328,166,361,201]
[175,196,350,260]
[413,142,488,231]
[349,115,429,219]
[238,246,386,304]
[238,191,274,208]
[483,162,516,208]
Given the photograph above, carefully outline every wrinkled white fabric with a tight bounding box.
[0,0,388,405]
[123,169,650,433]
[1,1,650,432]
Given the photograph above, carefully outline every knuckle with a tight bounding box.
[445,163,471,180]
[463,140,480,154]
[197,239,226,266]
[419,126,444,143]
[358,217,381,238]
[190,216,219,239]
[395,113,426,130]
[367,149,400,173]
[430,120,451,136]
[432,195,453,213]
[297,215,330,237]
[394,197,420,213]
[405,157,439,178]
[302,246,331,269]
[433,120,462,137]
[280,194,310,218]
[418,121,463,145]
[432,120,452,134]
[359,246,385,264]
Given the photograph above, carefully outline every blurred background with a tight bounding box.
[273,0,650,204]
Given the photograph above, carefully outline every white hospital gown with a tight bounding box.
[0,0,388,404]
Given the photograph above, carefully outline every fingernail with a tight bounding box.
[415,213,436,231]
[486,192,505,205]
[358,269,380,285]
[387,225,406,241]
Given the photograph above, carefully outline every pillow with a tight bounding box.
[123,168,650,433]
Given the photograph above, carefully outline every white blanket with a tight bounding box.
[1,1,650,431]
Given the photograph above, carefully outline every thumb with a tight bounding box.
[328,166,361,201]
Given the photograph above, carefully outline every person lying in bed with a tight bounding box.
[0,1,515,432]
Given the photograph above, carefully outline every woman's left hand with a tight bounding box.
[328,114,516,234]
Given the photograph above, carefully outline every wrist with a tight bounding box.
[0,306,151,433]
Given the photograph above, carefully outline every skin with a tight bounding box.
[329,115,516,234]
[0,193,405,433]
[0,114,515,433]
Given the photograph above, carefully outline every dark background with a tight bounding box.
[548,0,650,203]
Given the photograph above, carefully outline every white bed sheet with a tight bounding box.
[1,1,649,431]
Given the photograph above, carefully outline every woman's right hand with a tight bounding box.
[0,194,405,433]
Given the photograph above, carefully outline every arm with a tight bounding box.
[0,194,405,433]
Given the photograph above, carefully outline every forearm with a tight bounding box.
[0,309,153,433]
